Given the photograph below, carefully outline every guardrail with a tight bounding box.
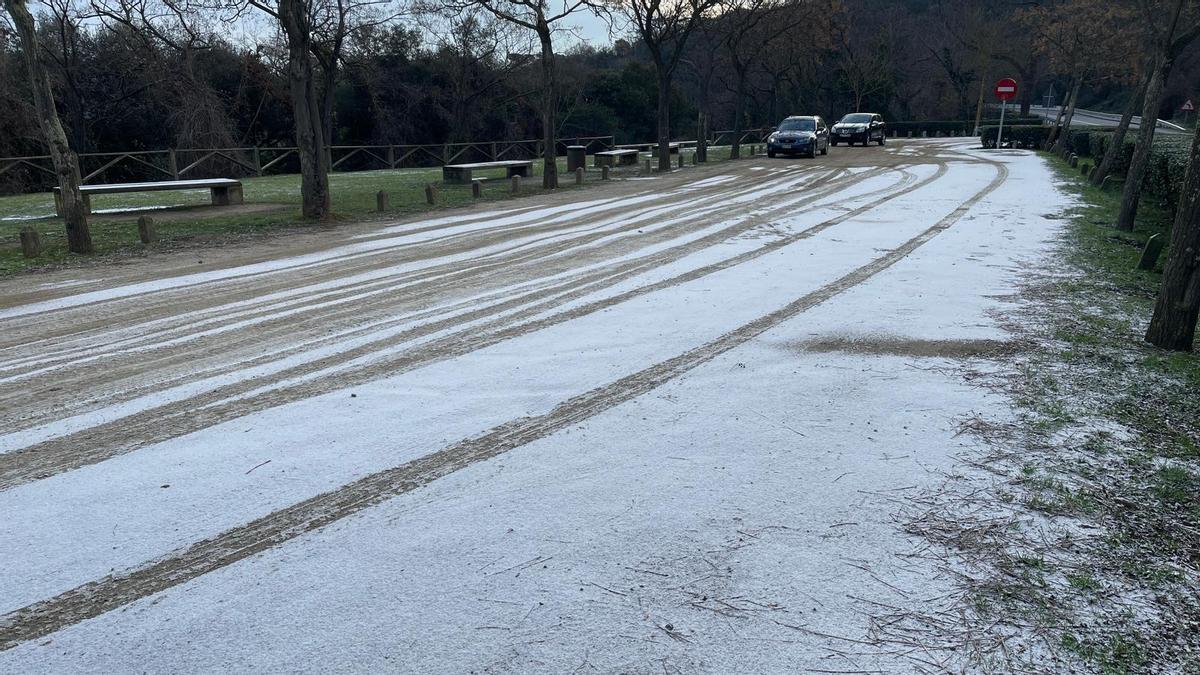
[0,136,616,195]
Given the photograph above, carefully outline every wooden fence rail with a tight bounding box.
[0,136,616,195]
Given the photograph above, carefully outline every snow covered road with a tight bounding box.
[0,140,1069,671]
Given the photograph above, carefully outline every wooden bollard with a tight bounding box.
[375,190,389,212]
[1080,162,1090,176]
[137,215,157,244]
[1068,154,1078,168]
[575,167,584,185]
[510,174,520,194]
[18,226,41,258]
[644,158,652,173]
[424,184,437,205]
[601,165,610,180]
[1137,233,1165,271]
[471,180,482,198]
[678,153,684,168]
[1101,175,1113,191]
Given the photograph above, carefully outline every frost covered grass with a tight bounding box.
[0,150,739,276]
[922,151,1200,673]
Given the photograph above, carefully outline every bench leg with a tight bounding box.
[210,186,243,207]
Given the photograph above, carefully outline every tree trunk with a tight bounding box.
[1146,124,1200,350]
[1092,63,1152,186]
[5,0,92,253]
[1116,57,1168,232]
[1044,77,1071,150]
[279,0,332,221]
[655,66,672,172]
[537,28,558,189]
[1116,0,1187,231]
[730,66,748,160]
[1050,74,1082,155]
[972,60,987,134]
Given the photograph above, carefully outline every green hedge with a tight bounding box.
[1057,128,1191,208]
[978,124,1050,149]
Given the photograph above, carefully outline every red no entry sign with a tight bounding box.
[994,78,1018,101]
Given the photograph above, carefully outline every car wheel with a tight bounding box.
[878,135,885,146]
[830,139,838,147]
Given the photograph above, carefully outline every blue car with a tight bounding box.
[767,116,830,158]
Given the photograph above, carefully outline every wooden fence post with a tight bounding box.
[19,226,41,258]
[137,215,157,244]
[387,146,395,169]
[472,180,482,198]
[252,147,262,176]
[168,148,179,180]
[376,190,390,212]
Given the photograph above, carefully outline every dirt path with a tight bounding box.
[0,140,1019,661]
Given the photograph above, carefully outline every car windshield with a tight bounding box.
[841,114,872,124]
[778,119,815,131]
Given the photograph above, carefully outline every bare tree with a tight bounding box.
[716,0,815,159]
[614,0,717,171]
[1115,0,1200,231]
[442,0,591,189]
[1145,121,1200,350]
[3,0,93,253]
[1091,56,1152,185]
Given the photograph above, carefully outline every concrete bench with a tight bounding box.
[54,178,243,216]
[442,160,533,184]
[614,142,681,154]
[594,149,640,167]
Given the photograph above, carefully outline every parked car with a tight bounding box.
[831,113,886,146]
[767,116,829,158]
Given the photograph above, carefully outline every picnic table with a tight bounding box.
[594,149,640,168]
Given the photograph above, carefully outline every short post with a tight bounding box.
[601,166,610,181]
[575,167,584,185]
[1080,162,1091,176]
[472,180,482,198]
[511,174,521,194]
[137,215,157,245]
[1137,233,1165,271]
[1101,175,1113,191]
[18,227,41,258]
[1088,165,1097,181]
[168,148,179,180]
[252,147,262,176]
[644,158,652,173]
[678,152,684,168]
[425,184,437,205]
[1068,154,1078,168]
[376,190,389,212]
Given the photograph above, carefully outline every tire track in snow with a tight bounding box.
[0,165,925,481]
[0,158,1008,652]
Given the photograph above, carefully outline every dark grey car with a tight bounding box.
[767,116,829,158]
[831,113,886,146]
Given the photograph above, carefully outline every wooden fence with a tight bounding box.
[0,136,616,195]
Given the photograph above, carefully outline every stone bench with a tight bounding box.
[54,178,243,216]
[594,149,640,167]
[442,160,533,184]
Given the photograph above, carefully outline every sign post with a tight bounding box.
[994,78,1018,149]
[1183,99,1195,128]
